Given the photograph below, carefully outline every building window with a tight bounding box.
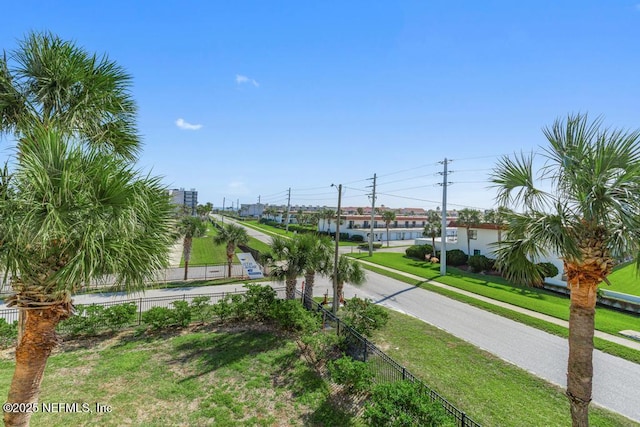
[473,249,481,256]
[469,230,478,240]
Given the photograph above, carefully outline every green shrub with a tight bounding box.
[342,298,389,337]
[301,331,343,363]
[358,243,382,250]
[349,235,364,242]
[538,262,559,279]
[467,255,493,273]
[243,284,277,321]
[59,304,107,336]
[270,300,319,334]
[0,318,17,348]
[190,296,213,323]
[364,381,455,427]
[142,307,174,330]
[171,300,192,327]
[103,303,137,331]
[327,355,373,392]
[405,245,433,260]
[230,294,248,320]
[446,249,468,266]
[213,296,233,323]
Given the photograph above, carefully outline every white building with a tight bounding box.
[320,214,440,242]
[169,188,198,216]
[415,221,565,286]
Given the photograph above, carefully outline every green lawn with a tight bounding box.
[350,253,640,342]
[0,327,357,426]
[1,309,635,426]
[180,224,271,266]
[371,309,637,427]
[605,262,640,296]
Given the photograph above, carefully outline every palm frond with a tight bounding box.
[490,151,549,211]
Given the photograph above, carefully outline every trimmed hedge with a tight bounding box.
[405,245,434,260]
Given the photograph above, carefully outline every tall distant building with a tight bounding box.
[169,188,198,216]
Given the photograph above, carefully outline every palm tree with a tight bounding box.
[457,208,482,256]
[270,235,305,299]
[382,211,396,247]
[297,234,333,309]
[321,208,336,234]
[422,210,441,257]
[0,127,174,427]
[0,33,173,427]
[331,255,366,304]
[177,216,207,280]
[490,114,640,427]
[212,223,249,278]
[484,206,512,244]
[0,31,139,160]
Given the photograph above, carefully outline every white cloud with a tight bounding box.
[235,74,259,87]
[175,118,203,131]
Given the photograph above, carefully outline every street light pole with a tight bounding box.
[331,184,342,315]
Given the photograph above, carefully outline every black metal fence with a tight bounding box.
[300,291,481,427]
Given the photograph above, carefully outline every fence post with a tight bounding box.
[138,298,143,325]
[363,341,368,362]
[461,412,466,426]
[402,366,406,380]
[336,318,340,336]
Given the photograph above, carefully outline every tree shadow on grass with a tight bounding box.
[171,328,287,383]
[270,350,325,399]
[303,387,363,426]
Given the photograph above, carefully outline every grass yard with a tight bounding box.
[180,224,271,266]
[243,220,291,238]
[370,310,638,427]
[0,326,358,427]
[605,262,640,296]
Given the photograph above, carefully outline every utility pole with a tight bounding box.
[332,184,342,315]
[222,197,225,224]
[237,198,239,214]
[439,159,451,276]
[285,187,291,233]
[368,173,377,256]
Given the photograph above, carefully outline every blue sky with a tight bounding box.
[2,1,640,212]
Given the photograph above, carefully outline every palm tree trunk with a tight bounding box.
[386,225,390,247]
[303,272,315,309]
[227,244,234,278]
[337,281,344,304]
[285,278,297,300]
[183,236,192,281]
[4,305,69,427]
[566,277,598,427]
